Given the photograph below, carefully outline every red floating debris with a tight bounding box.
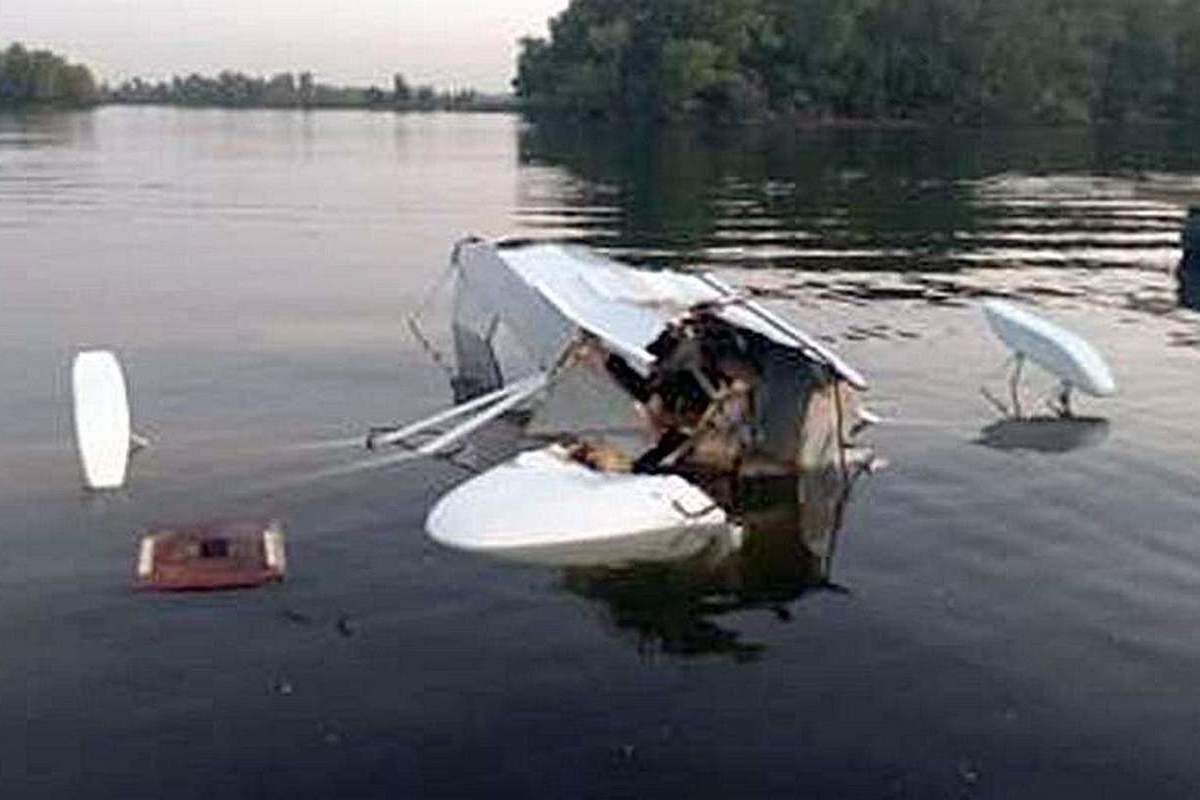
[135,519,287,591]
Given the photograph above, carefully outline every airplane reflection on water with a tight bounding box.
[544,467,862,660]
[552,413,1108,660]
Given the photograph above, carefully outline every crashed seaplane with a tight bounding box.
[367,238,876,561]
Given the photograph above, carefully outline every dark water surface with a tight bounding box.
[2,108,1200,798]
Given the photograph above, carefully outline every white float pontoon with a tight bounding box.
[982,300,1116,418]
[426,445,734,562]
[372,238,874,555]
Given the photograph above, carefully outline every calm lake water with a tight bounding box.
[2,107,1200,798]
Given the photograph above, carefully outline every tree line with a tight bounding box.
[0,42,509,112]
[107,71,506,111]
[0,44,99,107]
[514,0,1200,124]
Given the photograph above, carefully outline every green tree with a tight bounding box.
[0,43,98,107]
[393,73,412,104]
[514,0,1200,124]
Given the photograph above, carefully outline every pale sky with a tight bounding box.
[0,0,568,92]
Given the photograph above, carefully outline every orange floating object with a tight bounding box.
[135,519,286,591]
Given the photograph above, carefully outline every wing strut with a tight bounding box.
[415,373,549,456]
[366,373,546,449]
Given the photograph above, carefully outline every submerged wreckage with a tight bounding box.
[67,237,877,590]
[370,238,877,559]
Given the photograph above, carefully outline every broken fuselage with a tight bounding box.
[446,238,869,479]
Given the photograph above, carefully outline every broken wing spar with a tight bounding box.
[369,238,873,479]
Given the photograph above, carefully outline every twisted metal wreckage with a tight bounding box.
[368,238,880,563]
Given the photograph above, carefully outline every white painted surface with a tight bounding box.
[71,350,132,489]
[426,446,732,556]
[136,537,156,579]
[983,300,1117,397]
[458,240,866,386]
[263,525,287,572]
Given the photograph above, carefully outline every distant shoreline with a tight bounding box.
[95,98,521,113]
[2,42,519,115]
